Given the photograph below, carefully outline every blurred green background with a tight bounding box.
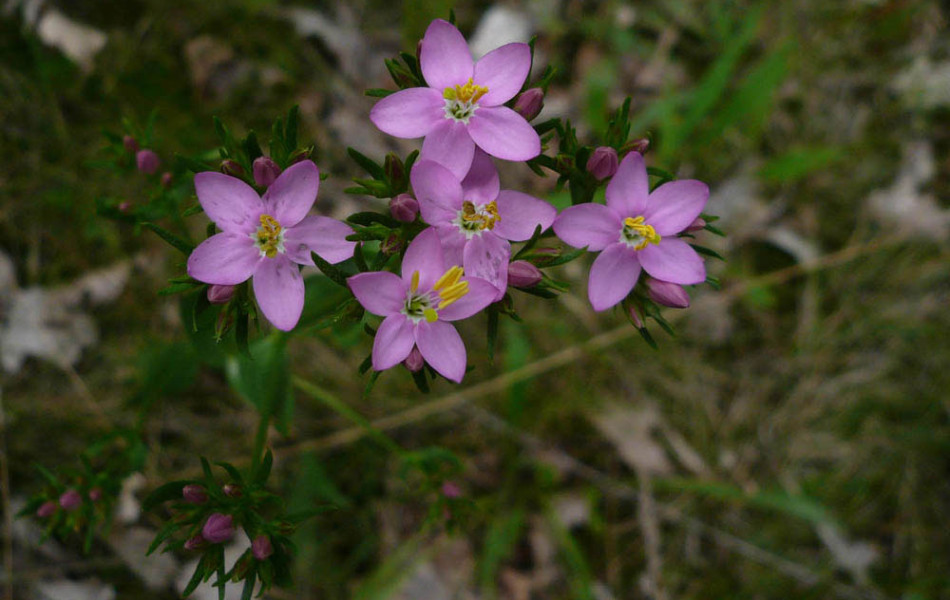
[2,0,949,598]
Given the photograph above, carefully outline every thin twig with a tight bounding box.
[0,390,13,600]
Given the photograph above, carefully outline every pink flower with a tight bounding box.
[370,19,540,179]
[186,161,355,331]
[553,152,708,311]
[346,229,497,383]
[410,150,556,299]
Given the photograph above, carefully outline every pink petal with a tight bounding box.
[638,238,706,285]
[420,19,473,91]
[473,42,531,106]
[252,255,304,331]
[347,271,405,317]
[552,203,622,251]
[410,160,463,226]
[605,152,649,217]
[460,149,500,205]
[420,119,476,180]
[414,320,467,383]
[187,233,261,285]
[467,106,540,162]
[370,87,445,139]
[262,160,319,228]
[588,243,641,312]
[194,172,263,234]
[436,225,467,267]
[643,180,709,236]
[439,276,499,321]
[372,314,415,371]
[492,190,557,242]
[283,216,355,266]
[402,228,446,291]
[462,233,510,301]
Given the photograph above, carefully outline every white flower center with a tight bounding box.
[251,214,285,258]
[452,200,501,239]
[443,78,489,124]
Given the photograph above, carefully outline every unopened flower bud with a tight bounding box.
[207,284,236,305]
[222,484,242,498]
[403,347,424,373]
[123,135,138,153]
[36,501,57,518]
[289,147,312,164]
[182,484,207,504]
[59,489,82,512]
[390,193,419,223]
[586,146,619,181]
[184,534,206,550]
[384,153,405,188]
[220,159,244,177]
[686,217,706,232]
[441,481,462,498]
[646,279,690,309]
[202,513,235,544]
[136,149,161,174]
[508,260,543,288]
[513,87,544,121]
[623,138,650,155]
[161,172,173,188]
[118,201,132,213]
[253,156,281,187]
[554,153,574,173]
[252,535,274,560]
[629,306,644,329]
[88,488,103,502]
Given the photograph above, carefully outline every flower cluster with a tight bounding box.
[171,17,721,385]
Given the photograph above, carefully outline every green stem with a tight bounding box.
[250,412,271,478]
[291,375,405,457]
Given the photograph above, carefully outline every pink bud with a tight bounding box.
[207,284,236,305]
[136,149,161,174]
[586,146,619,181]
[184,534,205,550]
[389,193,419,223]
[252,535,274,560]
[646,279,690,309]
[686,217,706,232]
[380,234,404,256]
[160,172,173,188]
[252,156,282,187]
[513,87,544,121]
[59,489,82,511]
[403,346,424,373]
[118,201,132,213]
[202,513,234,544]
[628,306,644,329]
[182,484,207,504]
[123,135,139,153]
[88,488,103,502]
[508,260,543,288]
[36,501,57,518]
[441,481,462,498]
[222,484,242,498]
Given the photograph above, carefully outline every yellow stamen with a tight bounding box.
[423,308,439,322]
[437,280,469,309]
[433,265,464,292]
[623,216,661,250]
[255,214,283,258]
[410,270,420,293]
[460,200,501,231]
[443,78,489,104]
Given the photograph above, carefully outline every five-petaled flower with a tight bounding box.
[346,228,497,383]
[369,19,540,179]
[186,160,355,331]
[553,152,708,311]
[411,150,556,299]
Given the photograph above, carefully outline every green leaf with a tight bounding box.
[347,147,386,180]
[758,145,845,183]
[347,211,400,228]
[364,88,394,98]
[541,245,587,267]
[142,222,194,255]
[690,244,725,261]
[311,252,349,288]
[225,334,294,436]
[142,480,192,512]
[478,511,526,599]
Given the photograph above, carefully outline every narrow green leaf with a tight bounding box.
[142,222,194,255]
[347,147,386,179]
[311,252,349,287]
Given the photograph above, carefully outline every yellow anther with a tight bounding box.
[255,214,284,258]
[623,215,661,250]
[443,78,488,104]
[460,201,501,231]
[433,265,464,292]
[437,281,469,309]
[423,308,439,323]
[410,270,420,293]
